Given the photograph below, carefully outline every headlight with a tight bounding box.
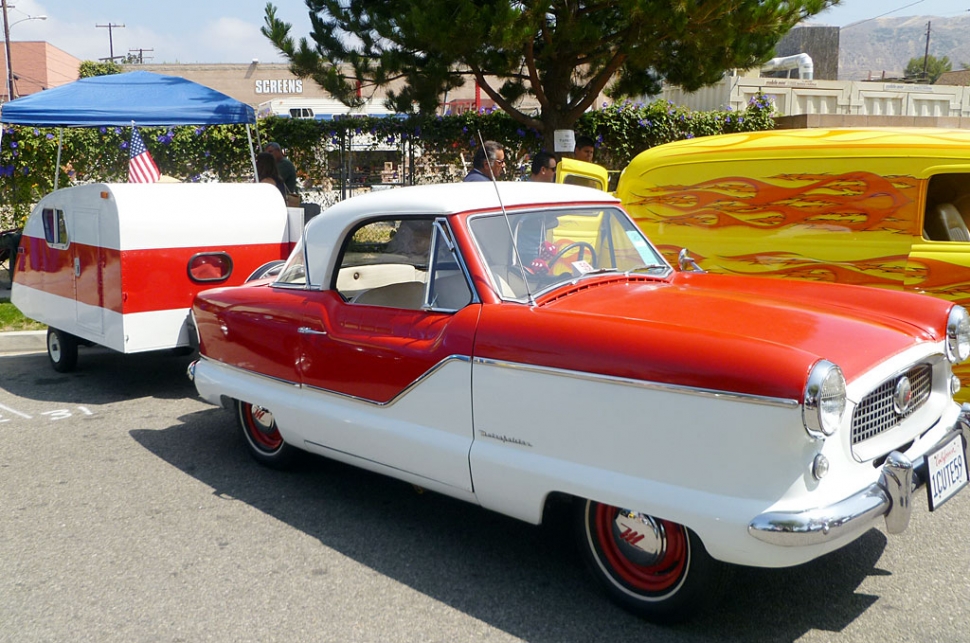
[946,306,970,364]
[803,360,846,439]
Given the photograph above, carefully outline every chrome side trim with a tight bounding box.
[203,353,472,407]
[472,357,799,409]
[196,354,302,388]
[302,355,472,407]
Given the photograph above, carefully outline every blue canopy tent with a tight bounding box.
[0,71,259,187]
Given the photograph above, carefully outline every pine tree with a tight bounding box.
[263,0,837,147]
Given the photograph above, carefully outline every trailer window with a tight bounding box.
[187,252,233,283]
[42,208,69,248]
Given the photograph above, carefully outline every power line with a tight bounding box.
[841,0,926,30]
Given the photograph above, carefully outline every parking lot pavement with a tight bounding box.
[0,329,46,355]
[0,275,46,356]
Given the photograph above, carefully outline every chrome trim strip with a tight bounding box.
[302,355,472,407]
[203,353,473,406]
[472,357,799,408]
[196,354,302,388]
[749,408,970,547]
[303,439,453,486]
[435,217,481,306]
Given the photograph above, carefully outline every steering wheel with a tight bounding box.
[548,241,597,270]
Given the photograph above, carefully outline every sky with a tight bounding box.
[4,0,970,65]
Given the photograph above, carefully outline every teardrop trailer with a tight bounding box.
[1,71,303,371]
[12,182,302,371]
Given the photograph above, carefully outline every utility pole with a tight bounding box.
[96,22,125,61]
[128,48,153,64]
[2,0,13,102]
[921,21,931,82]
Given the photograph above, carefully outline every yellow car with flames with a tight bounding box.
[559,128,970,400]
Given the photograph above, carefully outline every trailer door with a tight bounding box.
[73,207,104,335]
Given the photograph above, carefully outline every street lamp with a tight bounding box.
[2,0,48,102]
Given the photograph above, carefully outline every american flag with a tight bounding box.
[128,127,160,183]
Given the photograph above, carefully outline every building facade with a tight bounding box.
[133,63,537,115]
[0,41,79,103]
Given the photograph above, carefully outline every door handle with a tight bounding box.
[74,257,81,277]
[298,327,327,336]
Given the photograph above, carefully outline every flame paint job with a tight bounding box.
[616,128,970,398]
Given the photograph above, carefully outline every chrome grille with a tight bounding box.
[851,365,932,445]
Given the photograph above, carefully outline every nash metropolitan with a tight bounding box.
[189,182,970,622]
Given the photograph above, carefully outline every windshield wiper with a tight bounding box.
[577,267,618,277]
[627,264,670,274]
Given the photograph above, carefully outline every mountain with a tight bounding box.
[834,14,970,81]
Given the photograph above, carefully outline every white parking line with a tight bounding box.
[0,403,32,419]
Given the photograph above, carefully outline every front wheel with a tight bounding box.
[47,327,79,373]
[236,400,300,469]
[575,499,729,623]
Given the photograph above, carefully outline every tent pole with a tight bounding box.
[53,128,63,191]
[246,124,258,182]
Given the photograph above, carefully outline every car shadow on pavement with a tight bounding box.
[130,407,890,643]
[0,347,198,404]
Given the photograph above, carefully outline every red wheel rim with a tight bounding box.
[242,403,283,452]
[593,503,688,593]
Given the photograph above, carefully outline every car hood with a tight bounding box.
[474,272,951,401]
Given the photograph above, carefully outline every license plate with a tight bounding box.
[927,435,968,511]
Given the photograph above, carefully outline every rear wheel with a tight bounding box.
[236,400,299,469]
[575,499,728,623]
[46,327,78,373]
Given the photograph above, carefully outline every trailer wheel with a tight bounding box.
[47,328,79,373]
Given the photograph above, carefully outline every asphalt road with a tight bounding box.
[1,346,969,643]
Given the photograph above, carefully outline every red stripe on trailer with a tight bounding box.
[120,243,291,313]
[15,235,293,314]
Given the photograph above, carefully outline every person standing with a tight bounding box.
[263,142,299,196]
[573,135,596,163]
[463,141,506,182]
[255,152,287,199]
[529,151,558,182]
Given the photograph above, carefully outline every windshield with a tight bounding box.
[468,206,669,300]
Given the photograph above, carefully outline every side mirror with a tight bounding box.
[678,248,704,273]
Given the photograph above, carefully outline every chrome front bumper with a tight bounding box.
[748,404,970,547]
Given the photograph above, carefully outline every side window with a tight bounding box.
[337,218,434,309]
[42,208,69,248]
[428,221,473,311]
[336,217,473,311]
[924,173,970,242]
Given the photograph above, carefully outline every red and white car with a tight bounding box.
[189,182,970,622]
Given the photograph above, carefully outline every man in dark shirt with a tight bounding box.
[264,142,299,195]
[464,141,506,182]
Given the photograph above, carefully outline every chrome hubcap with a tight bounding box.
[48,335,61,360]
[250,405,275,432]
[612,510,667,566]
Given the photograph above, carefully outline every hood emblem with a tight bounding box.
[893,376,913,415]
